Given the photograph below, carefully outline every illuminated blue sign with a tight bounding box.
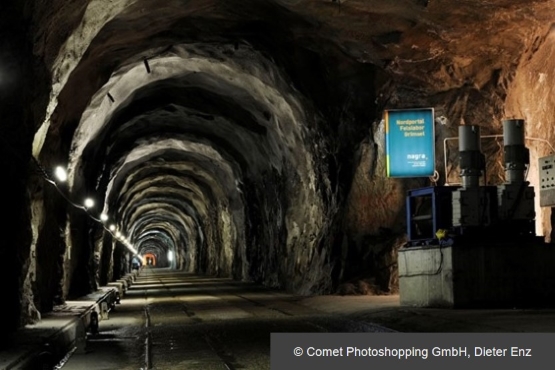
[385,108,435,177]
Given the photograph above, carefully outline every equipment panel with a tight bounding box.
[539,154,555,207]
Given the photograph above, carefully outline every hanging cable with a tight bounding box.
[30,157,138,254]
[0,133,138,254]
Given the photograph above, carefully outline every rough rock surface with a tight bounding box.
[2,0,555,330]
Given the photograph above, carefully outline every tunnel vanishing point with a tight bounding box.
[3,0,555,335]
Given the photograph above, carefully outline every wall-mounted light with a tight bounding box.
[33,162,123,245]
[115,231,122,239]
[84,198,95,209]
[168,250,174,262]
[55,166,67,182]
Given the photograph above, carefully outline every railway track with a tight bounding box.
[60,268,392,370]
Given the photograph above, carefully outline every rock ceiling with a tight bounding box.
[4,0,555,328]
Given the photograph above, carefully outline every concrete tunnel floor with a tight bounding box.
[53,267,555,369]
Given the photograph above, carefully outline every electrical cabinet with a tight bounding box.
[539,154,555,207]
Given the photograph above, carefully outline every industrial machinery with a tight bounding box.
[406,119,535,246]
[406,186,457,243]
[451,125,498,231]
[496,119,535,232]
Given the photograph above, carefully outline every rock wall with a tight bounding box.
[5,0,555,332]
[1,1,50,332]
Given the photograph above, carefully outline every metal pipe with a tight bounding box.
[459,125,481,151]
[458,125,484,187]
[503,119,525,146]
[443,135,554,185]
[503,119,528,183]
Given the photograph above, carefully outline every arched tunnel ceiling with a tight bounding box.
[27,0,555,295]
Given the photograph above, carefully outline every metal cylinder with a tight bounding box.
[502,119,528,183]
[459,125,484,187]
[503,119,525,146]
[459,125,481,152]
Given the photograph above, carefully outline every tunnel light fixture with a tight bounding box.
[54,166,67,182]
[84,198,95,209]
[34,160,122,239]
[168,251,174,262]
[35,161,140,258]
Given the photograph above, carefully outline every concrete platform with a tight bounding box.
[398,239,555,308]
[0,272,139,370]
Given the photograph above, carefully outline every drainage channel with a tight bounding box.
[234,294,294,317]
[52,347,77,369]
[144,306,152,370]
[203,334,240,370]
[142,267,153,370]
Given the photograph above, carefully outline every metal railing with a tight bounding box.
[442,135,555,186]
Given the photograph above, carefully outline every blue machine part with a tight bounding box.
[406,186,459,245]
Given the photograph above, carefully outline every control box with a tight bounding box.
[539,154,555,207]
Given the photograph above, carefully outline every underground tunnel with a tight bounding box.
[3,0,555,368]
